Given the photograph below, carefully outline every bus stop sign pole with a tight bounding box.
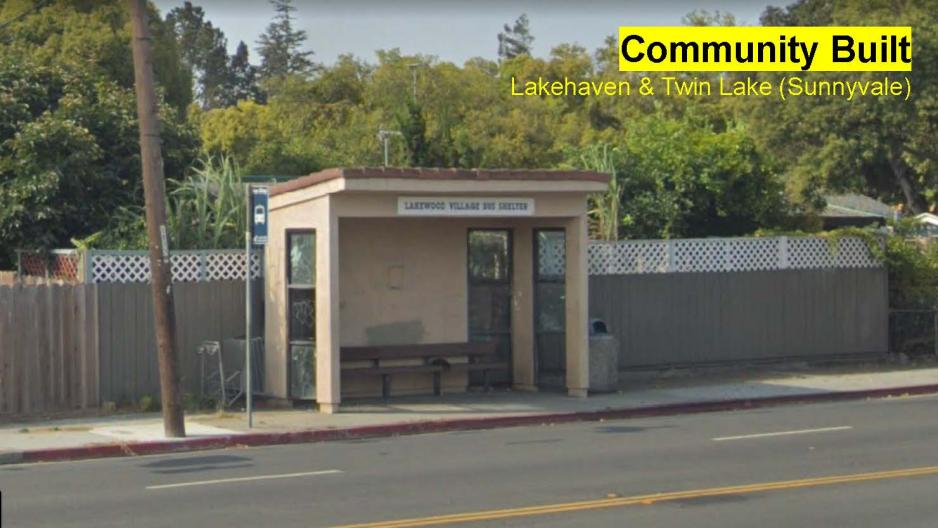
[246,185,268,428]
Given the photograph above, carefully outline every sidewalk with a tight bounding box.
[3,361,938,464]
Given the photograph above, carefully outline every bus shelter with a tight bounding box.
[263,167,607,413]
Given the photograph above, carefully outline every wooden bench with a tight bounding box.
[340,342,508,400]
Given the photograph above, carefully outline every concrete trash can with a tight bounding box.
[589,318,619,392]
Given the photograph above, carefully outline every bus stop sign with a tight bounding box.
[250,186,268,246]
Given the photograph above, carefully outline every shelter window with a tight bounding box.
[287,230,315,399]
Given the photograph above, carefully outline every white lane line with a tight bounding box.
[713,426,853,442]
[146,469,343,490]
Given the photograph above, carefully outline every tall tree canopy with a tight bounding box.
[2,0,934,261]
[256,0,315,82]
[497,14,534,59]
[165,1,230,109]
[746,0,937,213]
[0,0,192,112]
[225,40,262,106]
[0,0,198,266]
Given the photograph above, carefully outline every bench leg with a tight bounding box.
[382,374,391,401]
[433,372,441,396]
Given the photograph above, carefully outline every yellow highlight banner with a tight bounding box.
[618,26,912,72]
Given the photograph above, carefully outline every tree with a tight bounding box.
[256,0,314,82]
[497,14,533,59]
[745,0,937,214]
[569,118,787,239]
[0,1,199,266]
[0,0,193,113]
[165,1,231,109]
[682,9,736,26]
[224,41,262,105]
[397,100,429,166]
[198,100,321,175]
[760,0,833,26]
[0,56,198,267]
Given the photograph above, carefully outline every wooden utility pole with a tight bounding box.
[127,0,185,437]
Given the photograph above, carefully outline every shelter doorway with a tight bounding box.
[534,229,566,390]
[467,229,512,385]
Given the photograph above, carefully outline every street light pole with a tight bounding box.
[127,0,185,438]
[377,129,403,167]
[407,62,425,102]
[244,185,253,429]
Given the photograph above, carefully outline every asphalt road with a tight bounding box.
[4,395,938,527]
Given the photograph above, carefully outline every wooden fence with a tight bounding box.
[97,281,261,404]
[1,237,891,415]
[0,284,99,415]
[590,268,889,369]
[0,281,259,416]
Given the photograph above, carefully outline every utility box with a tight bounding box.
[589,318,619,392]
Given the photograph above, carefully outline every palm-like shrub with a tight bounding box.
[580,144,622,241]
[168,156,246,249]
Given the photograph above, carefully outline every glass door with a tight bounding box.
[534,229,566,390]
[467,229,512,385]
[287,231,315,399]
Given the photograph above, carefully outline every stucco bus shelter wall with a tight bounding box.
[0,284,99,415]
[589,268,889,369]
[97,280,263,404]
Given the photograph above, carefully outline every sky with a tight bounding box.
[151,0,775,66]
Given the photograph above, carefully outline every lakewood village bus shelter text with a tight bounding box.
[262,168,608,413]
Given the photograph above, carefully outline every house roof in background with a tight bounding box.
[915,213,938,226]
[821,193,897,218]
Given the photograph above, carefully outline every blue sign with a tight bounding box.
[250,186,269,246]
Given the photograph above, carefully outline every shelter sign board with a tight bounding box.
[397,196,534,217]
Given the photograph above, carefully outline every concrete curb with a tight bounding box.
[7,383,938,465]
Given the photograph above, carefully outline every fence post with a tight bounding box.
[667,240,676,273]
[197,252,206,282]
[81,250,92,283]
[722,238,732,272]
[779,236,789,269]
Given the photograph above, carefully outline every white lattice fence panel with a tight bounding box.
[90,251,261,283]
[92,253,151,283]
[788,237,879,269]
[587,236,879,275]
[205,252,261,280]
[250,252,261,278]
[788,238,836,269]
[206,252,242,281]
[588,240,669,275]
[727,237,780,271]
[835,237,880,268]
[172,253,202,281]
[673,239,725,272]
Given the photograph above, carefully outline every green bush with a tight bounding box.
[884,237,938,310]
[75,155,246,251]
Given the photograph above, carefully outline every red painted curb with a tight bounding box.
[13,383,938,465]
